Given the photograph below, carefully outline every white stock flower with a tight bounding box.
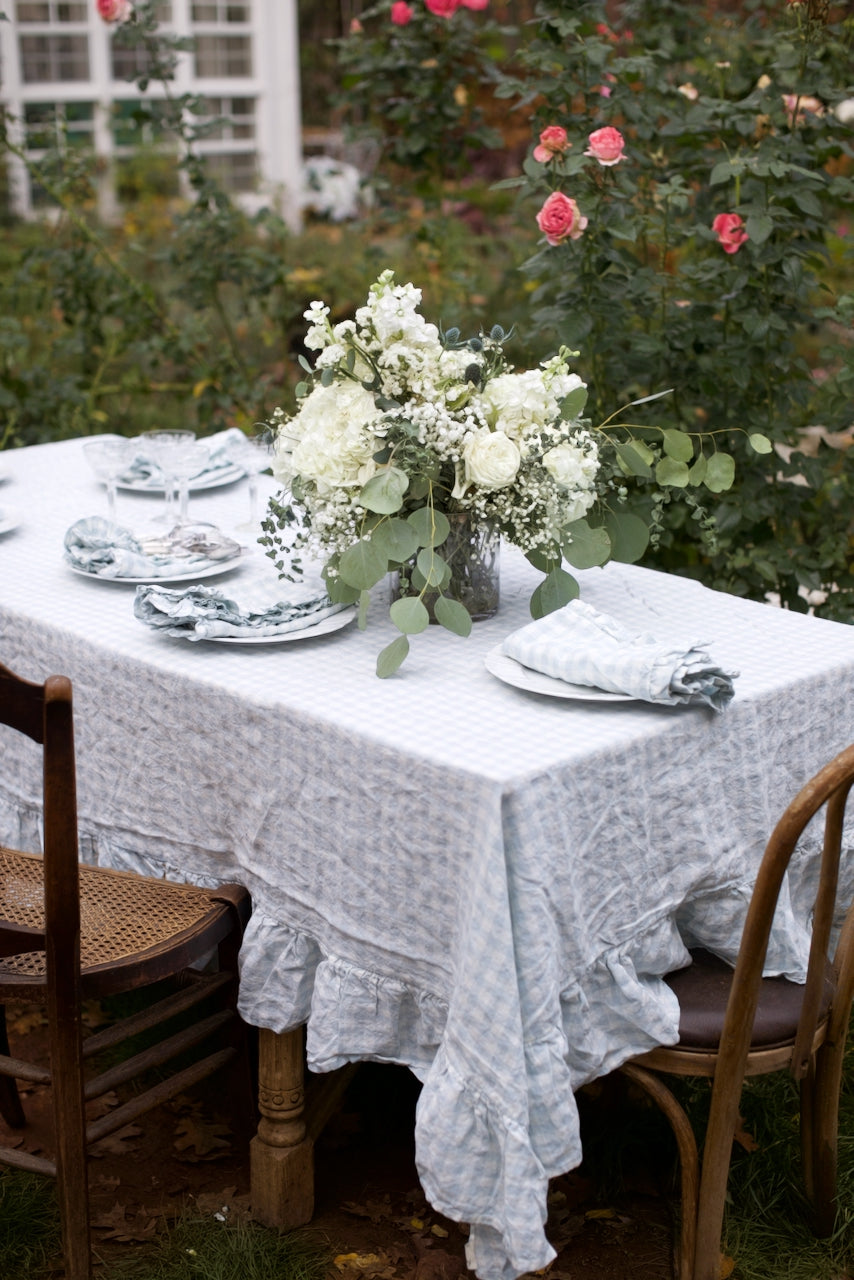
[288,381,381,492]
[480,370,563,438]
[463,429,521,490]
[543,439,599,489]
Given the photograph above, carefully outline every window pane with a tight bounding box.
[193,35,252,77]
[16,3,51,20]
[203,150,256,192]
[56,3,88,19]
[23,100,94,150]
[191,3,217,19]
[20,34,90,82]
[111,40,155,81]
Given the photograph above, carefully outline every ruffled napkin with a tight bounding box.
[133,580,348,639]
[118,427,247,487]
[64,517,240,579]
[501,599,738,711]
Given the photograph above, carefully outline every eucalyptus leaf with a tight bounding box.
[615,441,654,479]
[408,506,451,548]
[434,595,473,637]
[655,456,690,487]
[561,519,611,569]
[359,467,408,515]
[560,385,588,419]
[525,547,561,574]
[390,596,430,634]
[376,635,410,678]
[688,452,708,484]
[603,511,649,564]
[704,452,736,493]
[320,367,335,388]
[416,547,448,587]
[338,538,388,590]
[748,433,773,454]
[371,517,420,563]
[530,568,580,619]
[662,428,694,463]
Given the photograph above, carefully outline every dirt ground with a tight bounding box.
[0,1006,676,1280]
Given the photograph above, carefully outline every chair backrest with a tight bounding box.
[717,743,854,1087]
[0,661,82,1004]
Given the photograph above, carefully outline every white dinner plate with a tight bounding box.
[484,645,634,702]
[0,465,9,484]
[195,605,358,644]
[0,506,21,535]
[65,553,244,585]
[115,462,245,493]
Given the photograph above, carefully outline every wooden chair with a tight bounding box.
[618,743,854,1280]
[0,661,253,1280]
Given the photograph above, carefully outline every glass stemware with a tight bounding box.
[172,440,210,526]
[83,437,132,523]
[229,431,274,530]
[138,429,197,524]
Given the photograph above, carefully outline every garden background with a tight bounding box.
[1,0,852,621]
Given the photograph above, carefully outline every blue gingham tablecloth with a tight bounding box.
[1,438,853,1280]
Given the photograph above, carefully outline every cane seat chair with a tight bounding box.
[618,743,854,1280]
[0,661,253,1280]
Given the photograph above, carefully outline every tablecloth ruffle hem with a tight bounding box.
[236,910,695,1280]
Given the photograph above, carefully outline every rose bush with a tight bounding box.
[535,191,587,244]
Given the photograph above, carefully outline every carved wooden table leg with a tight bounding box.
[250,1026,314,1228]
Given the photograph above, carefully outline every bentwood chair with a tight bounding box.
[619,743,854,1280]
[0,661,253,1280]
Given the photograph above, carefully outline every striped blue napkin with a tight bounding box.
[501,599,737,711]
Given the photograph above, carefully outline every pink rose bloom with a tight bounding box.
[424,0,461,14]
[349,17,363,32]
[96,0,132,20]
[460,0,490,7]
[712,212,749,255]
[584,126,626,166]
[391,1,414,22]
[533,125,571,163]
[536,191,588,246]
[782,93,824,126]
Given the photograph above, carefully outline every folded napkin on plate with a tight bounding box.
[133,580,347,639]
[501,598,738,711]
[118,427,247,487]
[64,517,238,579]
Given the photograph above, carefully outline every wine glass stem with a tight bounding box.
[106,480,117,523]
[178,480,190,525]
[164,478,176,523]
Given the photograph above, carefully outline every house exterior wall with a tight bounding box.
[0,0,303,227]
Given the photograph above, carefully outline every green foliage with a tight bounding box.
[494,0,854,619]
[333,1,510,200]
[102,1216,330,1280]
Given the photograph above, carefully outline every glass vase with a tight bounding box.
[393,511,500,623]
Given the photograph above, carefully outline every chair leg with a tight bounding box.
[619,1063,699,1280]
[48,1004,91,1279]
[0,1005,27,1128]
[804,1039,844,1237]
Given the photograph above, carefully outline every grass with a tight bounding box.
[0,1173,331,1280]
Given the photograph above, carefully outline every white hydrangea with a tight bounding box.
[480,369,561,438]
[285,381,381,493]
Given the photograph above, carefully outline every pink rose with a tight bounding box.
[424,0,461,14]
[584,126,626,167]
[536,191,588,246]
[96,0,132,20]
[712,212,749,255]
[782,93,824,126]
[349,17,364,32]
[391,1,414,22]
[460,0,490,7]
[533,125,571,164]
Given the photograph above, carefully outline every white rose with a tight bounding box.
[463,429,521,490]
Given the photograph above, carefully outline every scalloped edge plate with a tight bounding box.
[196,605,358,643]
[484,644,634,702]
[65,552,244,584]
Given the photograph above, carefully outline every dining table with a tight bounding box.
[1,434,853,1280]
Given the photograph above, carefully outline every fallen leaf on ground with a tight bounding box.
[719,1254,737,1279]
[91,1202,160,1242]
[333,1251,399,1279]
[8,1008,46,1036]
[584,1207,616,1220]
[343,1197,394,1222]
[89,1124,143,1158]
[172,1116,232,1160]
[733,1115,759,1152]
[86,1090,120,1121]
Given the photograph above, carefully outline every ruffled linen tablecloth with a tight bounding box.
[2,437,854,1280]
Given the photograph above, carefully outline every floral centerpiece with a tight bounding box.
[261,271,759,676]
